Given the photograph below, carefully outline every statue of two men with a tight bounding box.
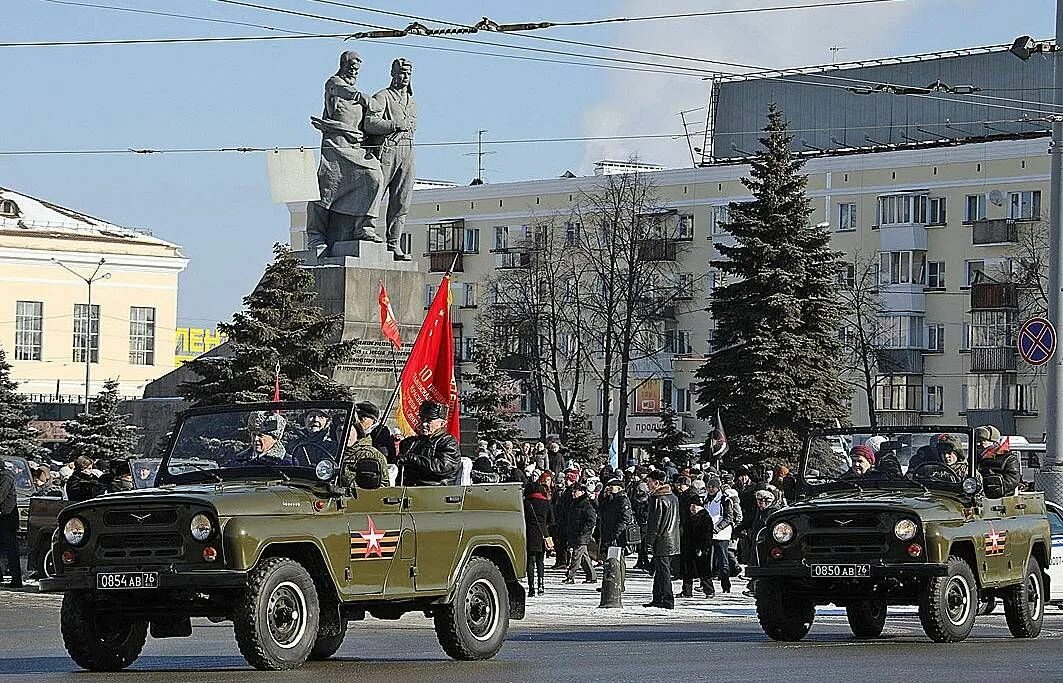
[306,51,417,261]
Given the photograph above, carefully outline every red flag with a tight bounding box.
[378,281,402,350]
[396,275,460,440]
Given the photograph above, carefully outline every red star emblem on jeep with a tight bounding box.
[349,515,400,560]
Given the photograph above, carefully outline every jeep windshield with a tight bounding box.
[802,426,973,496]
[158,402,353,484]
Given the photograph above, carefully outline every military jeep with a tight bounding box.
[40,402,527,671]
[747,426,1052,643]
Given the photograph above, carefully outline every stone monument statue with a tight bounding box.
[365,58,417,261]
[305,50,386,258]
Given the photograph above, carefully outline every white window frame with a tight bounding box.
[877,194,927,227]
[927,196,947,225]
[1008,190,1041,221]
[461,283,477,308]
[927,260,946,289]
[709,205,731,237]
[129,306,156,366]
[72,303,100,364]
[424,284,436,309]
[924,385,944,415]
[964,259,985,287]
[676,214,694,240]
[927,323,945,352]
[15,300,42,361]
[838,202,857,232]
[879,250,926,286]
[462,228,479,254]
[493,226,509,251]
[964,194,987,223]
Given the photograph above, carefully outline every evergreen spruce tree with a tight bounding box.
[0,349,41,461]
[563,405,599,468]
[181,243,355,406]
[463,323,521,444]
[649,405,689,463]
[63,379,140,462]
[695,104,849,465]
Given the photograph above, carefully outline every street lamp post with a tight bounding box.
[52,258,110,414]
[1009,9,1063,504]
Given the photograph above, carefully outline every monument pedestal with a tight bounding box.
[297,240,424,411]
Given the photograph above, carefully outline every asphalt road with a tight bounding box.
[3,589,1063,682]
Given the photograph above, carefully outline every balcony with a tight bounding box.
[876,348,923,375]
[429,251,463,273]
[639,238,678,262]
[497,354,529,371]
[970,282,1018,310]
[972,218,1018,245]
[876,410,922,427]
[970,346,1017,373]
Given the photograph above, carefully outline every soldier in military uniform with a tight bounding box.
[342,420,390,489]
[396,401,459,486]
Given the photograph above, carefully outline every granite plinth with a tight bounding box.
[294,240,418,271]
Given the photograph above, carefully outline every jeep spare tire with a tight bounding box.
[918,556,977,642]
[846,600,887,638]
[434,556,510,660]
[1002,555,1045,638]
[233,557,321,671]
[61,592,148,672]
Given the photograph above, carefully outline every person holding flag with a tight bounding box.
[396,401,459,485]
[974,425,1020,498]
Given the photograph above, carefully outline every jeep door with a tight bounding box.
[404,484,467,592]
[976,493,1014,586]
[341,487,415,596]
[1046,503,1063,603]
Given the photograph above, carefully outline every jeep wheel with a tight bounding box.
[1002,556,1044,638]
[755,578,815,641]
[918,556,977,643]
[233,557,320,671]
[60,592,147,671]
[309,620,347,660]
[434,557,510,660]
[846,600,887,639]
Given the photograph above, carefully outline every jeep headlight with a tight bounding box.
[771,521,795,544]
[190,513,214,542]
[63,517,88,546]
[893,518,919,541]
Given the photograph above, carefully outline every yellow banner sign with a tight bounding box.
[175,327,227,364]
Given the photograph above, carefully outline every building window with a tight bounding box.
[927,196,947,225]
[838,202,857,231]
[14,301,43,361]
[924,385,944,415]
[458,336,475,363]
[927,323,945,352]
[493,226,509,251]
[0,200,18,218]
[72,303,100,364]
[564,221,581,245]
[836,262,856,288]
[964,194,987,223]
[706,271,717,298]
[128,306,156,366]
[400,232,413,257]
[877,194,927,226]
[1008,190,1041,220]
[460,282,477,308]
[926,260,946,289]
[674,387,692,414]
[427,220,463,252]
[964,259,985,287]
[971,310,1015,348]
[876,375,922,411]
[462,228,479,254]
[424,284,436,309]
[634,379,662,414]
[879,250,926,285]
[708,205,731,237]
[961,383,968,412]
[879,315,924,348]
[675,214,694,240]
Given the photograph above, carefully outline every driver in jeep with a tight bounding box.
[289,408,337,467]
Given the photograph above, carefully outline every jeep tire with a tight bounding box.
[846,600,887,639]
[434,557,510,660]
[918,556,977,642]
[60,592,147,672]
[755,578,815,641]
[233,557,321,671]
[1002,555,1044,638]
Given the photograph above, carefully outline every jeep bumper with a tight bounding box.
[746,562,949,579]
[40,567,248,593]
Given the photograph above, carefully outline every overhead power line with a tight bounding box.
[36,0,316,33]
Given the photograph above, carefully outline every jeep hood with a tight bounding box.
[70,483,319,517]
[794,489,969,522]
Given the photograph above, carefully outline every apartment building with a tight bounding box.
[282,45,1055,448]
[0,187,188,399]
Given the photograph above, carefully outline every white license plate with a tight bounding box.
[96,572,160,590]
[810,563,871,578]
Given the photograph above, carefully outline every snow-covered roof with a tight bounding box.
[0,186,178,248]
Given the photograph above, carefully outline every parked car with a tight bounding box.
[1046,500,1063,608]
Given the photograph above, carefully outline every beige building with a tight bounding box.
[0,187,188,400]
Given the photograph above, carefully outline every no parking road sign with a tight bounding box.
[1017,316,1057,367]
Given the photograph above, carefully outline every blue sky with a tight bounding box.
[1,0,1056,326]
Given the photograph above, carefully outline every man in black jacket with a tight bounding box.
[0,461,22,588]
[598,478,634,591]
[643,470,680,609]
[562,483,598,584]
[975,424,1020,497]
[65,456,106,503]
[396,401,459,485]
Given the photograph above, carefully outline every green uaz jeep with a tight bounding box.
[40,401,527,671]
[747,426,1052,643]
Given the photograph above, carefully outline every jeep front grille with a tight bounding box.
[103,509,179,527]
[805,532,888,556]
[97,533,184,559]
